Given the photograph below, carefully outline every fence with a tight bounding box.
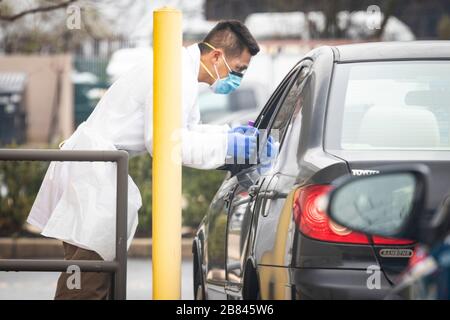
[0,149,128,300]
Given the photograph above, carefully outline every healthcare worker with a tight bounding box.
[27,20,263,299]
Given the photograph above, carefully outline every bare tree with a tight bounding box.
[0,0,79,22]
[0,0,142,54]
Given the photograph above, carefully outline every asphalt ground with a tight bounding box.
[0,258,194,300]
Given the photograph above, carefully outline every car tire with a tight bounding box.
[243,262,260,300]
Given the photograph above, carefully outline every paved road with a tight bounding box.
[0,258,193,300]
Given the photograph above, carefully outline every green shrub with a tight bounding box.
[182,167,226,228]
[0,159,48,237]
[128,153,152,237]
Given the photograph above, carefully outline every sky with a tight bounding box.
[102,0,207,44]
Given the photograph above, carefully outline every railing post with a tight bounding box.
[0,149,129,300]
[114,151,128,300]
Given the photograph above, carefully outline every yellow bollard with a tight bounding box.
[152,7,182,300]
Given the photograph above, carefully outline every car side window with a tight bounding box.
[265,61,312,151]
[254,65,302,130]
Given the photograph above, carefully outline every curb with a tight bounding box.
[0,238,193,260]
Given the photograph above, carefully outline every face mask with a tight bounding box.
[200,42,243,95]
[210,66,242,94]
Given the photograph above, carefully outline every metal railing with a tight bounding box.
[0,149,128,300]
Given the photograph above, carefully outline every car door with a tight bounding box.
[253,62,312,299]
[224,60,313,299]
[205,174,238,299]
[205,68,298,300]
[225,170,269,298]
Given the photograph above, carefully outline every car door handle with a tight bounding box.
[259,190,288,218]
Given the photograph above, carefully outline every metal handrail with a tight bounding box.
[0,149,128,300]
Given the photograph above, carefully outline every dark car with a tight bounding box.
[192,41,450,300]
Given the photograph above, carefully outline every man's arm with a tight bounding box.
[144,94,229,170]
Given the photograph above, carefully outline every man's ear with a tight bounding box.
[210,49,221,64]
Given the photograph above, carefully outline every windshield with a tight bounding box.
[326,61,450,151]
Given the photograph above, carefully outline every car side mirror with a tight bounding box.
[326,165,431,245]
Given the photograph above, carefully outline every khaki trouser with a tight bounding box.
[54,242,111,300]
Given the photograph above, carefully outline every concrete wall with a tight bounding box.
[0,54,74,144]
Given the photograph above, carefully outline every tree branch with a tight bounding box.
[0,0,79,22]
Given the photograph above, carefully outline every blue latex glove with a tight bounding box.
[227,132,257,164]
[259,136,279,174]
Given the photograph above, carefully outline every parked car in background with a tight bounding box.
[326,165,450,300]
[192,41,450,300]
[198,81,267,124]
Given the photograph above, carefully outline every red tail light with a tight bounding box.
[293,184,415,246]
[372,236,414,245]
[293,185,370,244]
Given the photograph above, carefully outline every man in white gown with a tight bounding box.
[27,20,261,299]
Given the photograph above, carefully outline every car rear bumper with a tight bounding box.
[293,268,395,299]
[258,265,397,300]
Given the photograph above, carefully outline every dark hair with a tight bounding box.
[199,20,260,57]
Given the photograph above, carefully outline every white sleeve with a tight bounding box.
[179,127,229,169]
[144,95,228,169]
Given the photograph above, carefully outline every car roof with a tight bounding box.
[332,41,450,62]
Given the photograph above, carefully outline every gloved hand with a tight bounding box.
[227,132,257,164]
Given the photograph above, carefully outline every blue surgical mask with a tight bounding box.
[200,42,243,95]
[210,65,242,94]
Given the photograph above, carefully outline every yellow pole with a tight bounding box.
[152,7,182,300]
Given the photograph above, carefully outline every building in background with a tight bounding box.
[0,55,73,145]
[0,72,27,145]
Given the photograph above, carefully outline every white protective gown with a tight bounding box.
[27,44,230,261]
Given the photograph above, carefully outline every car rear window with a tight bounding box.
[325,61,450,151]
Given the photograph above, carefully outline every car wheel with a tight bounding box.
[243,262,260,300]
